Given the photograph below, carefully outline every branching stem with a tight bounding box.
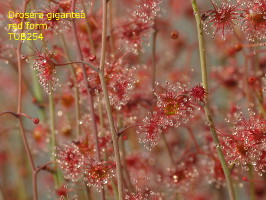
[98,0,124,199]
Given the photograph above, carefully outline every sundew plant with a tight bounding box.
[0,0,266,200]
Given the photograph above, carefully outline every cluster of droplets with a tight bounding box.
[124,186,164,200]
[84,161,115,190]
[105,56,137,110]
[56,140,115,188]
[115,0,162,54]
[117,21,152,55]
[201,158,227,188]
[211,65,242,89]
[79,114,93,129]
[137,113,163,151]
[132,0,162,24]
[240,0,266,41]
[37,3,71,34]
[202,0,266,41]
[59,195,78,200]
[28,50,60,93]
[56,144,85,182]
[164,156,199,193]
[55,185,79,200]
[137,83,206,150]
[155,82,204,128]
[222,111,266,175]
[202,1,240,40]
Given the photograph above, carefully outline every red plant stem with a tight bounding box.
[161,133,175,166]
[71,0,105,199]
[244,179,266,184]
[35,161,54,174]
[118,124,143,136]
[98,0,124,199]
[0,111,19,118]
[17,0,30,114]
[71,0,101,165]
[56,61,99,72]
[80,0,95,54]
[31,161,54,200]
[15,0,39,199]
[108,0,115,54]
[186,127,200,151]
[18,120,37,199]
[118,117,134,193]
[0,111,39,125]
[242,43,266,48]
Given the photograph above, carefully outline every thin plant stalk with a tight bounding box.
[108,0,115,54]
[18,120,38,200]
[31,68,46,121]
[61,34,81,136]
[190,1,236,200]
[48,84,60,187]
[98,95,120,199]
[120,139,134,193]
[98,94,105,136]
[71,0,102,165]
[248,165,255,200]
[80,0,95,54]
[17,0,30,114]
[118,117,134,193]
[186,127,200,151]
[98,0,124,199]
[16,0,39,199]
[60,35,93,197]
[150,24,176,167]
[151,26,158,98]
[161,133,175,166]
[71,0,105,199]
[254,90,266,118]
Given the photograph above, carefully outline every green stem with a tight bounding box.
[190,1,236,200]
[111,180,119,200]
[31,64,46,121]
[48,84,60,187]
[0,188,3,200]
[254,90,266,118]
[15,1,40,199]
[248,165,255,200]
